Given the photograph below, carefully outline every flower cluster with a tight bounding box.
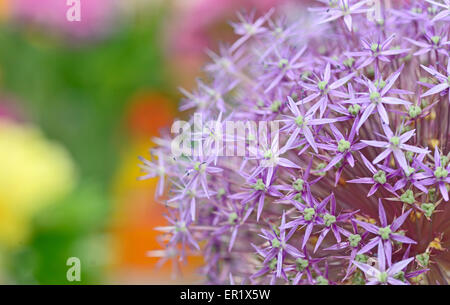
[140,0,449,285]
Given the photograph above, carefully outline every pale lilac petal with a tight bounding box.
[390,234,416,244]
[391,209,412,231]
[378,199,387,227]
[388,257,414,276]
[421,83,449,97]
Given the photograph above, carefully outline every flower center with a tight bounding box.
[343,57,355,68]
[378,272,388,283]
[373,170,387,184]
[431,35,441,45]
[295,115,304,126]
[408,105,422,118]
[323,213,336,227]
[296,258,309,271]
[264,150,273,159]
[292,178,305,192]
[400,190,415,204]
[271,100,282,112]
[434,166,448,179]
[416,252,430,267]
[278,58,289,68]
[338,139,351,152]
[175,221,187,232]
[390,136,400,146]
[228,212,238,225]
[348,234,362,247]
[355,254,368,263]
[394,271,405,282]
[194,162,206,172]
[378,226,392,240]
[371,43,380,53]
[271,238,281,248]
[253,179,266,191]
[405,167,415,177]
[318,80,328,91]
[348,104,361,116]
[315,276,329,285]
[303,207,315,221]
[421,203,435,218]
[370,91,381,103]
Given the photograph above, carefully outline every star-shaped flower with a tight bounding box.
[361,123,429,172]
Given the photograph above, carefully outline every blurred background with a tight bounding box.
[0,0,297,284]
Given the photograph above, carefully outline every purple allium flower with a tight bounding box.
[141,1,450,285]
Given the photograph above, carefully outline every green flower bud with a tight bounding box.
[296,258,309,271]
[373,170,387,184]
[394,271,405,282]
[264,150,273,159]
[428,188,437,201]
[194,162,206,172]
[371,43,380,53]
[348,104,361,116]
[175,222,187,232]
[405,151,414,162]
[434,166,448,178]
[440,155,449,167]
[355,254,368,263]
[370,91,381,102]
[271,100,282,112]
[293,178,305,192]
[303,208,315,221]
[271,238,281,248]
[390,136,400,146]
[431,36,440,45]
[217,188,226,199]
[334,160,343,169]
[315,276,329,285]
[421,203,435,218]
[352,270,366,285]
[400,190,415,204]
[315,163,326,176]
[228,212,238,225]
[302,71,311,80]
[349,234,362,247]
[323,213,337,227]
[295,115,304,126]
[416,253,429,267]
[338,139,351,152]
[378,226,392,240]
[343,57,355,68]
[278,58,289,68]
[405,166,415,177]
[293,193,304,203]
[378,272,388,283]
[253,179,266,191]
[318,80,328,91]
[408,105,422,118]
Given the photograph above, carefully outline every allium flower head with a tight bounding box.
[141,1,450,285]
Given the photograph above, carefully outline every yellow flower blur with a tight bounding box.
[0,119,76,248]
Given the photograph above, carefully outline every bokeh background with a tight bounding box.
[0,0,300,284]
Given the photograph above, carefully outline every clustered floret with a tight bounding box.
[140,0,449,285]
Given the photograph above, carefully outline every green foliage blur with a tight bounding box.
[0,7,171,284]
